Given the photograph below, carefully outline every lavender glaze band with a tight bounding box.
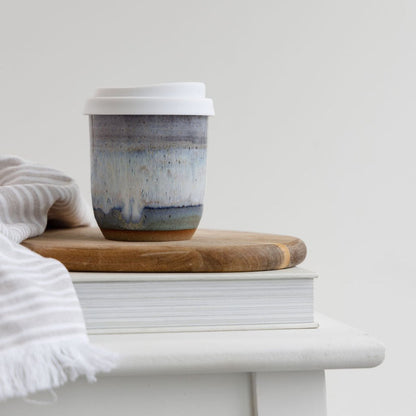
[90,115,208,241]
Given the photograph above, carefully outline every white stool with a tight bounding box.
[3,308,384,416]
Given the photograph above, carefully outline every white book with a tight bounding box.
[71,267,318,334]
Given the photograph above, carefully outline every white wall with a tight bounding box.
[1,1,415,414]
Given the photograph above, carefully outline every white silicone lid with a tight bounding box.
[84,82,214,116]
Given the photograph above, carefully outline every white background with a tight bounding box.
[1,1,415,414]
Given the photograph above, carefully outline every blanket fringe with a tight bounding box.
[0,339,118,402]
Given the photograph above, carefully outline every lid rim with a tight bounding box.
[84,82,214,116]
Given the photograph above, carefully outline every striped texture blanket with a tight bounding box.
[0,155,117,401]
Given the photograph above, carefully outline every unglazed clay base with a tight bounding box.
[100,228,197,242]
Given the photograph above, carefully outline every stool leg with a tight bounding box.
[251,371,327,416]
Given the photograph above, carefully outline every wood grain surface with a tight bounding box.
[21,227,307,273]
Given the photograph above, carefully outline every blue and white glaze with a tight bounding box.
[90,115,207,231]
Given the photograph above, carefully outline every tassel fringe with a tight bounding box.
[0,339,118,402]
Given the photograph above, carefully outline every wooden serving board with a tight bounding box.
[22,227,307,273]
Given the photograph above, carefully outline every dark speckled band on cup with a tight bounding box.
[84,83,214,242]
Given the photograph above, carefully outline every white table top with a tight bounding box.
[90,313,385,376]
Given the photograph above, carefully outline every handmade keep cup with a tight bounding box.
[84,82,214,242]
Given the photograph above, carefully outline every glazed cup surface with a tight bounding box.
[89,115,208,241]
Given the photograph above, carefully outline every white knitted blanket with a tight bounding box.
[0,155,117,401]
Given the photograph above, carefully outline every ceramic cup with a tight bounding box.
[84,82,214,242]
